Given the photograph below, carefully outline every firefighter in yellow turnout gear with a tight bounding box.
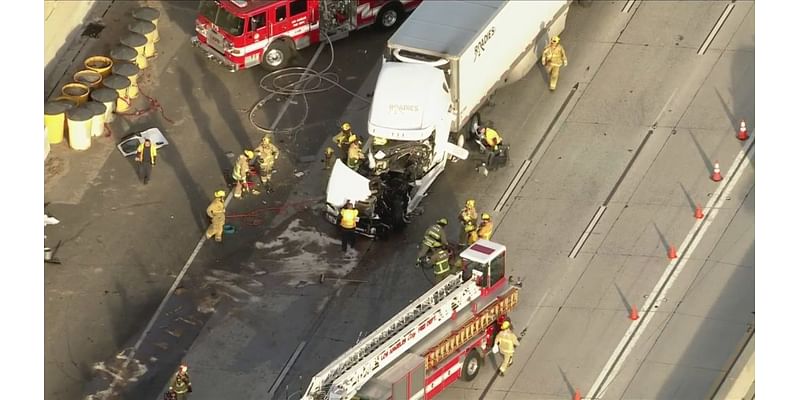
[205,190,226,242]
[541,35,568,91]
[232,150,257,199]
[347,139,365,170]
[458,199,478,246]
[478,213,493,240]
[333,122,358,161]
[254,135,280,190]
[495,321,520,377]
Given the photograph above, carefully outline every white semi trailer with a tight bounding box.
[326,0,570,238]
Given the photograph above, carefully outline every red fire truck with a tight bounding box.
[301,239,519,400]
[191,0,422,71]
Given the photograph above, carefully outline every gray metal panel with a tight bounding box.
[388,0,506,58]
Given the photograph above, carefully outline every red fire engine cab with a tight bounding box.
[191,0,422,71]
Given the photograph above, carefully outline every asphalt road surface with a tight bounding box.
[43,1,754,400]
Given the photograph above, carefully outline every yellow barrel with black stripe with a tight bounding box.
[120,32,148,69]
[129,20,157,58]
[102,74,132,113]
[133,6,161,43]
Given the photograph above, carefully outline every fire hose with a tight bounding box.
[224,198,320,226]
[248,32,371,136]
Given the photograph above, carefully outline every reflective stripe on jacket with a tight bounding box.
[495,330,519,354]
[136,142,157,164]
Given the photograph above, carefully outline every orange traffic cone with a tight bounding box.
[629,304,639,321]
[667,245,678,260]
[737,120,749,141]
[711,161,723,182]
[694,204,704,219]
[573,389,582,400]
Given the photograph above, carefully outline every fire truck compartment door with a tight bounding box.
[358,353,424,400]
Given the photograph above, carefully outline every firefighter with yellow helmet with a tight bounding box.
[232,149,258,199]
[254,135,280,190]
[347,137,365,170]
[205,190,227,243]
[541,35,568,91]
[333,122,358,161]
[494,320,520,377]
[477,212,493,240]
[458,199,478,246]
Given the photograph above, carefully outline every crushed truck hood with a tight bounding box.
[326,159,372,208]
[368,62,449,141]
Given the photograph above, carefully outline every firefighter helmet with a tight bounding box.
[482,213,491,221]
[501,321,510,330]
[342,122,351,131]
[437,218,448,226]
[374,136,387,146]
[261,135,271,145]
[214,190,225,198]
[244,149,255,159]
[466,199,476,208]
[551,35,560,44]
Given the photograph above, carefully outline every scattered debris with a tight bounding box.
[294,171,305,178]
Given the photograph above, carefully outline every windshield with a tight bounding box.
[198,1,245,36]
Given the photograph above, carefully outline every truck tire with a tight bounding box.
[461,349,482,382]
[261,40,292,70]
[376,3,403,30]
[468,113,482,141]
[390,197,408,232]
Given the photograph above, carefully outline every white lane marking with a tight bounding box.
[267,341,307,398]
[698,3,735,55]
[622,0,636,13]
[586,135,754,399]
[569,205,607,259]
[494,159,531,212]
[117,42,329,396]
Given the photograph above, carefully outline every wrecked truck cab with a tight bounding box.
[324,159,399,240]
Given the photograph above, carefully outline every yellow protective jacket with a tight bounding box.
[206,198,225,222]
[136,142,157,164]
[459,206,477,225]
[340,208,359,229]
[232,155,249,181]
[485,128,502,147]
[542,44,568,67]
[495,329,520,355]
[478,221,493,240]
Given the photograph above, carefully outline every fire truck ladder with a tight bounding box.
[302,273,482,400]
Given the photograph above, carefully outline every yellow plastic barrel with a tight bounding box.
[102,74,132,113]
[66,106,93,150]
[84,56,113,78]
[120,32,148,69]
[44,100,72,144]
[62,83,90,105]
[110,45,138,66]
[90,87,118,123]
[133,6,161,43]
[112,61,140,99]
[129,20,157,58]
[74,70,103,90]
[85,101,107,137]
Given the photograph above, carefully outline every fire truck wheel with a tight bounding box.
[377,4,403,30]
[261,41,292,70]
[461,349,482,382]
